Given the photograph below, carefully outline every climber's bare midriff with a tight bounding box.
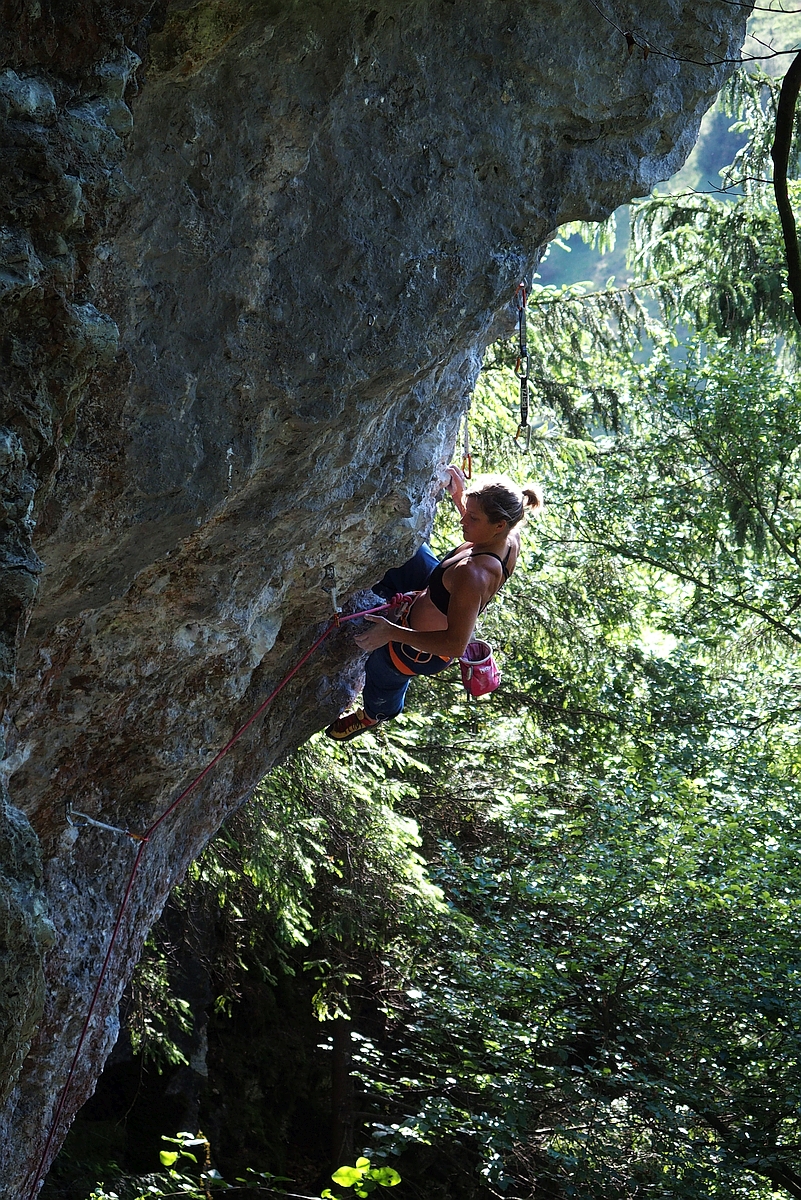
[407,588,450,632]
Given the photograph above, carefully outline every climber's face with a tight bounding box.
[461,496,506,544]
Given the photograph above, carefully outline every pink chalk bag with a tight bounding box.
[459,639,501,698]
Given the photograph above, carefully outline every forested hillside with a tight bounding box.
[47,63,801,1200]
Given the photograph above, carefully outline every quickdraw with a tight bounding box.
[461,398,472,479]
[514,283,531,451]
[66,803,148,843]
[322,563,341,625]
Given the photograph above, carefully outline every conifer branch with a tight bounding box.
[568,535,801,644]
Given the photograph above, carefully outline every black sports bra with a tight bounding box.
[426,545,512,616]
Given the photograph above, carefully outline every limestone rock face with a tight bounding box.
[0,0,747,1191]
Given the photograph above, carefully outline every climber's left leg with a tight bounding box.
[371,543,438,599]
[361,644,413,720]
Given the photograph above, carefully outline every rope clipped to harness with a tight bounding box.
[514,283,531,452]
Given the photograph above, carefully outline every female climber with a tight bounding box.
[325,469,543,741]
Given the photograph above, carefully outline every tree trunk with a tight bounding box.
[771,48,801,328]
[330,1016,354,1171]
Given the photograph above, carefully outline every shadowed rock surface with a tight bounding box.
[0,1,748,1193]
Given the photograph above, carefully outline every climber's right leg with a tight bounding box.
[371,543,438,599]
[325,645,411,741]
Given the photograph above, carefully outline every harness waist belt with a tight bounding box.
[388,611,451,676]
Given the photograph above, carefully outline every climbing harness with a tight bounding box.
[514,283,531,452]
[25,594,392,1200]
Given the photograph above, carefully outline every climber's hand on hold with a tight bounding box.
[445,464,467,514]
[354,615,394,651]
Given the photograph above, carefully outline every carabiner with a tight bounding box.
[322,564,340,620]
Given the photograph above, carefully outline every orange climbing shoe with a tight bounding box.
[325,708,381,741]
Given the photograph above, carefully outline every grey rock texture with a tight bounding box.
[0,0,748,1192]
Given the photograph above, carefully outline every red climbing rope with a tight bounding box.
[25,600,392,1199]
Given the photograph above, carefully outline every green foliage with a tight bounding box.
[551,213,618,256]
[116,732,447,1043]
[323,1157,402,1200]
[552,335,801,652]
[625,69,801,352]
[143,1131,214,1196]
[84,1133,231,1200]
[356,718,801,1195]
[125,936,192,1070]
